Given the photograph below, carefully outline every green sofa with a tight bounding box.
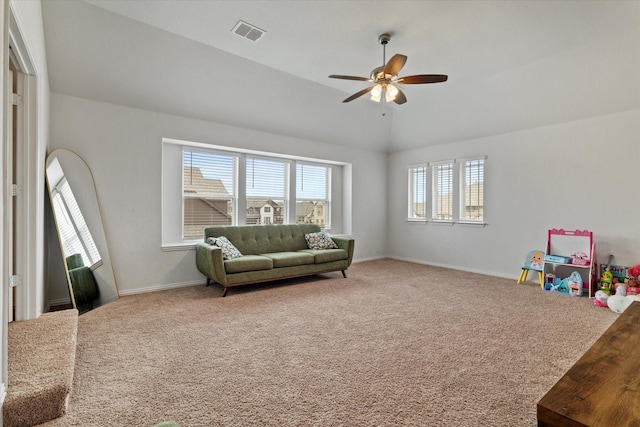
[196,224,354,296]
[65,253,99,310]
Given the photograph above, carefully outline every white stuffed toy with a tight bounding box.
[607,286,640,313]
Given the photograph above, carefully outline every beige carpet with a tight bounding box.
[42,259,618,426]
[6,309,78,427]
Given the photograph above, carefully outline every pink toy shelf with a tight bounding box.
[544,229,596,298]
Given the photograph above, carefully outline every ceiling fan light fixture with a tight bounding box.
[386,84,398,102]
[371,84,383,103]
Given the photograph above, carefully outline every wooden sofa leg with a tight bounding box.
[221,287,229,297]
[206,277,211,286]
[341,270,347,278]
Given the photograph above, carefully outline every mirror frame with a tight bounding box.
[45,149,119,311]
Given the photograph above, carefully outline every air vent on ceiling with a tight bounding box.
[232,20,265,42]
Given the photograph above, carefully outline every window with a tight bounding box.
[408,165,427,220]
[460,158,484,222]
[432,161,453,221]
[407,156,486,224]
[50,177,101,268]
[163,139,346,246]
[246,157,288,225]
[296,163,331,228]
[183,150,237,238]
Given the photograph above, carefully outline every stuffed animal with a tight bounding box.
[627,264,640,282]
[626,264,640,295]
[624,275,638,287]
[607,286,640,314]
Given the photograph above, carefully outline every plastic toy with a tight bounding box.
[571,251,590,266]
[599,269,613,296]
[594,290,609,307]
[544,271,584,296]
[565,271,583,296]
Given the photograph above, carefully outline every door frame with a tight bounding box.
[0,0,40,411]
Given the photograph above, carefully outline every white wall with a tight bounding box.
[48,93,388,296]
[388,109,640,278]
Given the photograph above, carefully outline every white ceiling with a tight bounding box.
[42,0,640,153]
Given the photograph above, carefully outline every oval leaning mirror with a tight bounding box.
[45,149,118,313]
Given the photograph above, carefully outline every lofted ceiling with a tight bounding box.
[41,0,640,153]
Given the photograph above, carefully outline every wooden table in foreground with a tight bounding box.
[537,301,640,427]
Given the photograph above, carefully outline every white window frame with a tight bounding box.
[296,161,332,230]
[458,156,485,223]
[182,148,239,238]
[407,156,486,226]
[245,155,290,226]
[162,138,347,249]
[407,164,428,221]
[431,160,454,222]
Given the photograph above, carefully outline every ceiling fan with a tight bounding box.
[329,33,447,105]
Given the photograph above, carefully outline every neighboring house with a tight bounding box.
[413,182,483,221]
[183,167,232,237]
[296,201,326,227]
[463,183,484,220]
[246,200,284,225]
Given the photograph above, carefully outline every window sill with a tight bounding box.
[457,221,487,227]
[162,242,197,252]
[404,220,487,228]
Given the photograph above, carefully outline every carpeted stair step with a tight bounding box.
[3,309,78,427]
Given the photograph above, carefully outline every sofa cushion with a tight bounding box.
[299,249,348,264]
[304,231,338,250]
[208,236,243,260]
[261,252,315,268]
[224,255,272,274]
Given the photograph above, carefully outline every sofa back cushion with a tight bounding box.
[204,224,321,255]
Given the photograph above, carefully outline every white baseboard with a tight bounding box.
[388,255,516,281]
[117,279,204,296]
[352,255,387,264]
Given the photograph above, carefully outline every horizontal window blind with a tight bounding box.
[408,165,427,219]
[52,178,101,267]
[183,150,237,237]
[296,163,331,228]
[460,158,484,221]
[246,157,288,225]
[432,162,453,220]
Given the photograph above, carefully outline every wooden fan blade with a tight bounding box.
[343,86,374,103]
[329,75,372,82]
[397,74,448,84]
[393,88,407,105]
[383,54,407,77]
